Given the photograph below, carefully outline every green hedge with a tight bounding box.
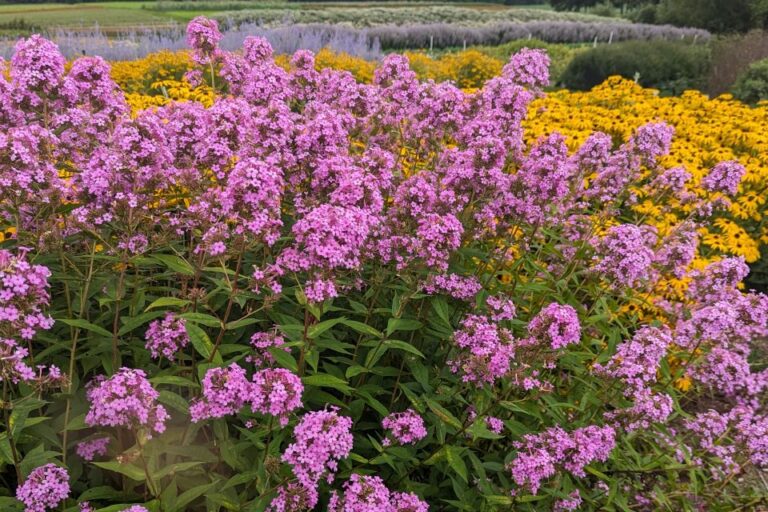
[732,57,768,103]
[560,40,711,95]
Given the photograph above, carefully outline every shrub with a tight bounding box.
[560,39,711,94]
[732,57,768,103]
[0,17,766,512]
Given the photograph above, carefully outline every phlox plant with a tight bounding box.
[0,16,766,512]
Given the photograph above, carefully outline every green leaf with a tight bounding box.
[158,390,190,414]
[77,486,125,501]
[225,317,259,330]
[185,323,215,361]
[118,311,167,336]
[302,374,352,394]
[345,365,368,379]
[57,318,112,338]
[585,465,610,481]
[222,471,259,491]
[307,317,346,339]
[381,339,424,358]
[152,461,203,480]
[93,461,146,481]
[179,312,222,328]
[467,420,503,440]
[153,254,195,275]
[485,495,514,505]
[446,446,468,483]
[271,348,298,372]
[150,375,199,388]
[65,413,88,432]
[173,482,217,511]
[339,319,383,338]
[425,398,462,430]
[145,297,191,311]
[515,494,548,503]
[355,390,389,416]
[431,296,451,326]
[386,318,423,336]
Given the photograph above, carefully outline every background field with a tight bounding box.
[0,1,592,32]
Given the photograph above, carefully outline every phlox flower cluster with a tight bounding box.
[554,490,583,512]
[267,482,318,512]
[280,407,353,507]
[190,363,303,426]
[0,249,54,340]
[526,303,581,350]
[449,314,515,385]
[278,205,375,302]
[421,273,482,301]
[328,474,429,512]
[486,294,516,322]
[701,161,746,196]
[594,326,673,431]
[144,312,189,360]
[16,463,70,512]
[595,326,671,393]
[486,416,505,434]
[684,406,768,477]
[186,16,222,64]
[85,368,169,437]
[0,337,36,384]
[190,363,251,421]
[248,329,289,367]
[382,409,428,446]
[507,425,616,495]
[75,437,110,461]
[251,368,304,427]
[592,224,657,289]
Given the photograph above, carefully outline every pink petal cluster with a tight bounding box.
[251,368,304,427]
[701,160,746,196]
[449,314,515,385]
[328,474,429,512]
[527,303,581,350]
[85,368,169,437]
[0,249,55,340]
[191,363,303,426]
[281,407,353,499]
[248,329,289,367]
[144,312,189,360]
[75,436,110,461]
[592,224,657,288]
[421,273,482,301]
[507,425,615,494]
[186,16,222,64]
[16,463,70,512]
[382,409,428,446]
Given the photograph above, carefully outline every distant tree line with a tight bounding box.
[550,0,768,34]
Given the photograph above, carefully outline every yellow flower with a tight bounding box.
[674,375,693,392]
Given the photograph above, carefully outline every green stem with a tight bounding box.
[2,381,23,485]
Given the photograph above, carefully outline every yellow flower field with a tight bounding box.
[525,77,767,265]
